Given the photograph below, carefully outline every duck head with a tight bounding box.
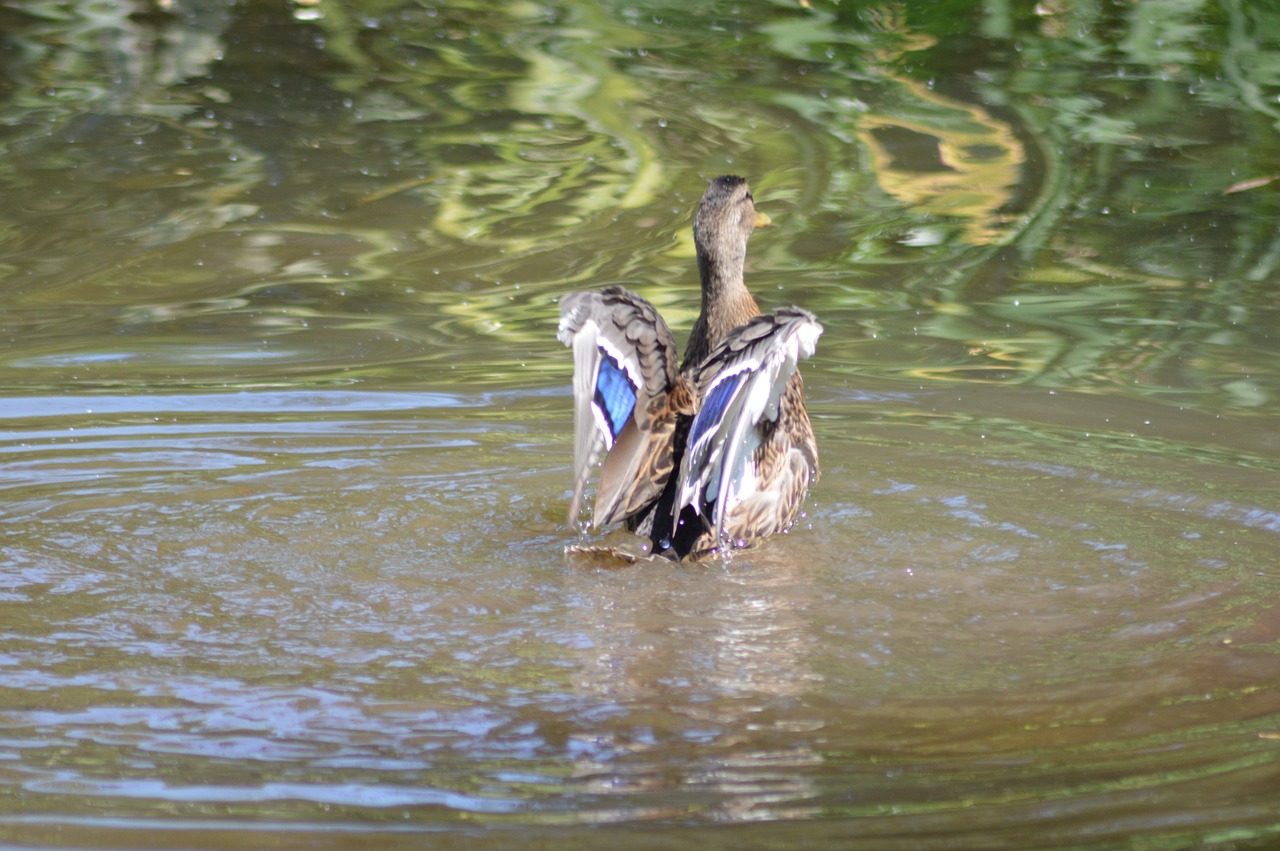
[693,176,769,295]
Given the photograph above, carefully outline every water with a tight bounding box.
[2,1,1280,848]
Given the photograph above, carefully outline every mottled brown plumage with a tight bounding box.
[558,176,821,560]
[558,288,681,527]
[680,308,819,554]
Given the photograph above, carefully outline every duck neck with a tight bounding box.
[683,249,760,370]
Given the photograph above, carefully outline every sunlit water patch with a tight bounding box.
[1,385,1278,848]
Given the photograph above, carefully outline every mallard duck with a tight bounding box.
[558,175,821,560]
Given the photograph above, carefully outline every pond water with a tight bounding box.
[2,1,1280,848]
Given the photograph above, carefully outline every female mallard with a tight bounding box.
[558,175,821,560]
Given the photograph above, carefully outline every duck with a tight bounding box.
[557,175,821,560]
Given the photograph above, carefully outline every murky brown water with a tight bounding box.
[2,2,1279,848]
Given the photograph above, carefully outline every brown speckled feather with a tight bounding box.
[677,307,822,556]
[558,287,683,527]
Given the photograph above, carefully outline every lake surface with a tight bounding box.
[2,1,1279,848]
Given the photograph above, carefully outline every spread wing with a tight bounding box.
[558,286,681,528]
[674,306,822,546]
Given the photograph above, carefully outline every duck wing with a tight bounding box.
[558,286,683,528]
[674,306,822,547]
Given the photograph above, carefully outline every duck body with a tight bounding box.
[558,176,821,560]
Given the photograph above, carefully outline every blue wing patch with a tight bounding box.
[594,354,637,440]
[689,371,745,450]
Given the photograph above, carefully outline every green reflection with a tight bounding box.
[1,0,1278,411]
